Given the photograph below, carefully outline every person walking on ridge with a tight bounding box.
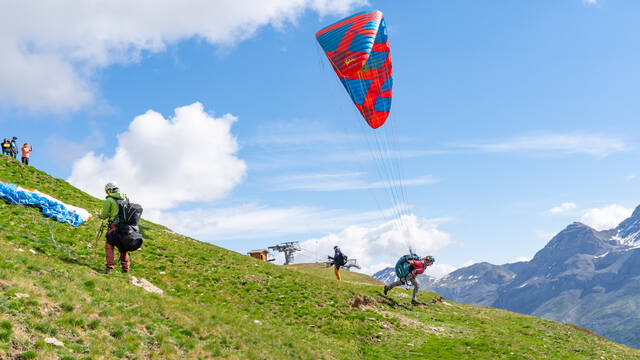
[98,182,130,274]
[21,143,33,165]
[384,254,434,305]
[328,245,347,281]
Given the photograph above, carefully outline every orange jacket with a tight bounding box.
[21,146,32,158]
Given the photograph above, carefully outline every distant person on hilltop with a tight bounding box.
[99,182,131,274]
[10,137,18,159]
[328,245,348,281]
[1,138,11,156]
[384,254,434,305]
[21,143,33,165]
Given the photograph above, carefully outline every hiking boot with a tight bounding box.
[122,269,129,273]
[383,285,389,296]
[411,300,425,306]
[103,267,114,274]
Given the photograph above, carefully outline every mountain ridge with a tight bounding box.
[374,206,640,349]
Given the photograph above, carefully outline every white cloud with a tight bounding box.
[273,172,438,191]
[0,0,365,111]
[0,40,94,112]
[146,202,452,276]
[299,215,451,274]
[145,203,387,240]
[428,263,457,278]
[582,0,597,5]
[508,256,531,263]
[458,134,629,158]
[549,202,578,214]
[68,102,246,210]
[580,204,633,231]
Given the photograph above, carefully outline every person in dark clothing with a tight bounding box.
[10,137,18,159]
[328,245,347,281]
[1,138,11,156]
[99,182,130,274]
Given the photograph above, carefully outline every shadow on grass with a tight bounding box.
[59,254,96,269]
[377,293,413,311]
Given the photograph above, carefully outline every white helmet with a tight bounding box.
[104,182,119,193]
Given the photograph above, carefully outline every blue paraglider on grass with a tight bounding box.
[0,182,90,227]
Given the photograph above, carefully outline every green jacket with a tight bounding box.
[99,192,126,224]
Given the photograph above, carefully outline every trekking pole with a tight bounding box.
[94,221,105,247]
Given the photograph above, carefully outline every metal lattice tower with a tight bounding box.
[268,241,301,265]
[343,258,361,270]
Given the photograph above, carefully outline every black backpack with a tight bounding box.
[107,196,144,252]
[335,252,348,266]
[110,196,143,227]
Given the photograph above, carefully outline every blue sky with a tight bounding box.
[1,0,639,275]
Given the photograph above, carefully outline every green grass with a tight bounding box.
[0,156,638,359]
[286,262,384,285]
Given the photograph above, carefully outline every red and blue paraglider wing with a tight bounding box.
[316,10,393,129]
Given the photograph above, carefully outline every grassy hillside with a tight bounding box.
[285,263,384,286]
[0,156,638,359]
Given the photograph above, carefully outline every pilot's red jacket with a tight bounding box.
[407,259,428,278]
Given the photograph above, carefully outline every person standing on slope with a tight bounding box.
[21,143,33,165]
[328,245,347,281]
[1,138,11,156]
[10,137,18,159]
[99,182,130,274]
[384,254,434,305]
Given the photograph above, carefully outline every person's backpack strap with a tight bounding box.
[108,195,129,224]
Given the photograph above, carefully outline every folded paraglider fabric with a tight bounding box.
[0,182,91,227]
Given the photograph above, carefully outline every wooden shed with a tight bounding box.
[247,249,270,262]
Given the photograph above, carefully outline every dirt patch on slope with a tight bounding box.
[349,295,378,310]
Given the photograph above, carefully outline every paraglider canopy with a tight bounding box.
[316,10,393,129]
[315,10,415,256]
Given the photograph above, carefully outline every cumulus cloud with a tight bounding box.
[457,134,630,158]
[0,0,365,111]
[549,202,578,215]
[299,215,451,274]
[580,204,633,231]
[145,203,387,241]
[147,205,454,275]
[68,102,246,210]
